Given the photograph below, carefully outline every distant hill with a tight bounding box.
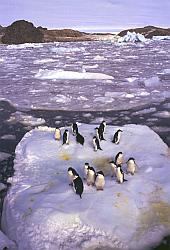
[118,26,170,38]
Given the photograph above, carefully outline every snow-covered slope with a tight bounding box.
[2,124,170,250]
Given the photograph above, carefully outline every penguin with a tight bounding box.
[54,127,61,141]
[63,129,69,145]
[112,129,122,144]
[72,122,78,136]
[84,162,90,180]
[126,157,137,175]
[73,175,84,199]
[115,152,123,165]
[109,160,117,177]
[95,171,105,190]
[86,166,96,186]
[99,121,106,133]
[67,167,79,185]
[76,132,85,145]
[93,136,102,151]
[95,127,105,141]
[95,127,100,140]
[116,165,127,184]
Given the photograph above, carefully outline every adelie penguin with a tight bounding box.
[93,136,102,151]
[112,129,122,144]
[95,171,105,190]
[99,120,106,133]
[76,132,85,146]
[116,165,127,184]
[126,157,137,175]
[63,129,69,145]
[67,167,79,186]
[86,166,96,186]
[71,122,78,136]
[73,175,84,199]
[95,127,105,141]
[54,127,61,141]
[115,152,123,165]
[109,160,117,177]
[84,162,90,180]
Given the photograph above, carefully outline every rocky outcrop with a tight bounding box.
[118,26,170,38]
[1,20,43,44]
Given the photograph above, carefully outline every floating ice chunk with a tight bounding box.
[7,43,43,49]
[125,94,135,98]
[94,96,114,103]
[51,47,85,53]
[144,76,161,87]
[50,94,71,103]
[83,64,99,69]
[7,112,46,126]
[33,59,56,64]
[35,69,114,80]
[118,31,146,43]
[126,77,138,83]
[132,108,157,116]
[138,91,150,96]
[152,36,170,41]
[152,111,170,118]
[77,96,88,101]
[163,69,170,74]
[1,134,16,140]
[93,55,106,60]
[0,58,4,63]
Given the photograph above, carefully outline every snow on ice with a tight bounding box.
[2,124,170,250]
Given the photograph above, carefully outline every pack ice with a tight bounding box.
[1,124,170,250]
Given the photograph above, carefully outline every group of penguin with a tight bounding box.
[54,121,137,199]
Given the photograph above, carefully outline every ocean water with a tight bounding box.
[0,40,170,249]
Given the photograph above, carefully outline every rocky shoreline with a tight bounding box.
[0,20,170,44]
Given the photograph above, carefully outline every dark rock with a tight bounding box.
[118,26,170,38]
[1,20,43,44]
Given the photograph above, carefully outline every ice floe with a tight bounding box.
[7,43,43,49]
[144,76,161,87]
[51,47,85,53]
[35,69,114,80]
[2,124,170,250]
[7,112,46,126]
[33,58,56,64]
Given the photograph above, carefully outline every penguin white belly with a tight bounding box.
[115,133,121,144]
[110,164,117,177]
[93,140,97,151]
[54,130,61,140]
[116,155,123,165]
[116,169,123,183]
[95,176,105,190]
[87,172,95,185]
[127,162,136,175]
[68,172,74,183]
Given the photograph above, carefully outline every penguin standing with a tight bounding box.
[72,122,78,136]
[112,129,122,144]
[109,160,117,177]
[84,162,90,180]
[73,175,84,199]
[126,157,137,175]
[54,127,61,141]
[116,165,127,184]
[99,121,106,133]
[67,167,79,185]
[115,152,123,165]
[96,126,105,141]
[76,132,85,145]
[95,171,105,190]
[63,129,69,145]
[86,166,96,186]
[93,136,102,151]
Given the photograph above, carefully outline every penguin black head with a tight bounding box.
[85,162,90,166]
[68,167,79,176]
[87,166,95,172]
[65,129,68,132]
[109,160,116,164]
[97,171,104,176]
[128,157,135,161]
[117,129,123,132]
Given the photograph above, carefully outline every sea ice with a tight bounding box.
[35,69,114,80]
[2,124,170,250]
[144,76,161,87]
[7,43,43,49]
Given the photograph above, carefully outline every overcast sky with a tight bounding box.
[0,0,170,31]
